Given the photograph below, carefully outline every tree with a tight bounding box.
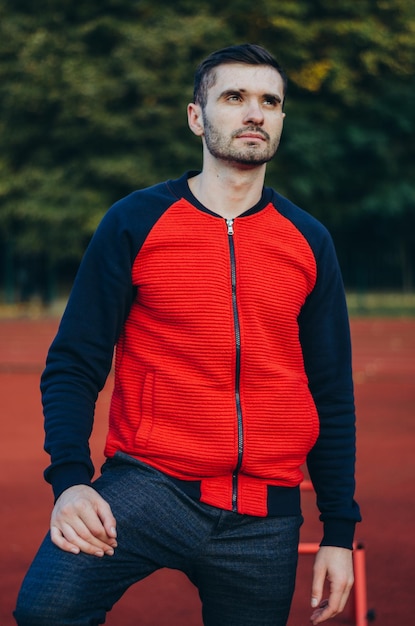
[1,0,414,299]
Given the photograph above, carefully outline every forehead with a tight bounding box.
[208,63,285,99]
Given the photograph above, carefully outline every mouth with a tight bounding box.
[233,128,269,142]
[237,135,265,142]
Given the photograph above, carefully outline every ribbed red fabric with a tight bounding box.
[105,199,318,516]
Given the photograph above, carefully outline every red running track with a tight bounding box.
[0,317,414,625]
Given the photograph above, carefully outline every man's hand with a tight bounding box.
[310,546,354,624]
[50,484,117,557]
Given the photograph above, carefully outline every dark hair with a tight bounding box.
[193,43,288,108]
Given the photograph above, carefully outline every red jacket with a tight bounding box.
[42,172,361,547]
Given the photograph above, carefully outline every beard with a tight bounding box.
[202,113,282,166]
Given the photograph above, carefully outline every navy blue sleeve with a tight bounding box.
[298,227,361,549]
[41,185,171,500]
[272,190,361,549]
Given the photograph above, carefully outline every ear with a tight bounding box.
[187,102,204,137]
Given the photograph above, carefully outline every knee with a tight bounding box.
[14,601,49,626]
[14,583,107,626]
[14,592,61,626]
[14,586,84,626]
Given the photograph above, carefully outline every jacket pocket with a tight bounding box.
[135,370,155,448]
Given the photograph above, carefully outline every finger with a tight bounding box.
[94,500,118,545]
[50,525,81,554]
[324,565,354,615]
[77,506,115,544]
[310,565,325,610]
[64,518,116,555]
[310,582,353,624]
[337,583,353,614]
[51,519,115,557]
[310,598,343,625]
[51,524,108,557]
[310,599,334,625]
[310,599,328,624]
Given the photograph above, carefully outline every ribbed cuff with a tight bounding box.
[45,463,93,502]
[320,519,356,550]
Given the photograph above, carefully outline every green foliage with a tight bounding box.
[0,0,414,293]
[0,0,231,260]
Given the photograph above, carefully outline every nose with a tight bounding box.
[243,99,265,126]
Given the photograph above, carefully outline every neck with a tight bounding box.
[188,160,267,220]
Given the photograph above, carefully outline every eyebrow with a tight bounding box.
[218,88,282,104]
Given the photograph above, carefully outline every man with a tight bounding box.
[14,44,361,626]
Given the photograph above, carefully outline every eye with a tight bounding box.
[226,92,242,102]
[263,95,280,107]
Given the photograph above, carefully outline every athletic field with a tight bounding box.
[1,316,413,625]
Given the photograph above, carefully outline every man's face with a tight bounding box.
[200,63,286,167]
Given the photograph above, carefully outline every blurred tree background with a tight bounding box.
[0,0,414,304]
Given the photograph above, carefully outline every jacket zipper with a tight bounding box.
[226,218,243,512]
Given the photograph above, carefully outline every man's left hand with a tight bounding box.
[310,546,354,624]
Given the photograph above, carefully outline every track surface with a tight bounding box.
[1,317,414,625]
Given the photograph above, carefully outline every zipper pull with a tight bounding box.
[226,219,234,235]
